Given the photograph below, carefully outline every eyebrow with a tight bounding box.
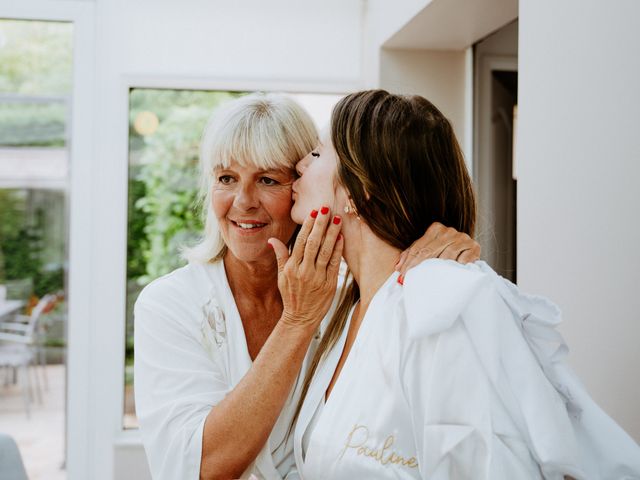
[213,166,292,175]
[260,168,293,175]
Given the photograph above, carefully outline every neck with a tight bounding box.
[342,221,401,308]
[223,252,281,305]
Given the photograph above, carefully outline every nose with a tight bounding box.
[234,182,260,211]
[295,154,311,176]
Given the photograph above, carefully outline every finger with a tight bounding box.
[397,222,445,271]
[326,233,344,280]
[395,250,408,271]
[399,237,449,276]
[438,237,476,261]
[457,245,481,264]
[316,215,342,268]
[268,238,290,272]
[439,245,465,261]
[291,209,318,264]
[398,242,444,277]
[302,205,331,267]
[425,221,446,241]
[426,234,457,259]
[398,254,424,278]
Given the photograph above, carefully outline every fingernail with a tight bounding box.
[333,215,341,225]
[320,206,329,215]
[310,209,318,218]
[397,275,404,285]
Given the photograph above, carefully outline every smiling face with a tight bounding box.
[291,128,348,224]
[212,162,298,263]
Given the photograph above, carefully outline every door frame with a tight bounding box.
[473,54,518,276]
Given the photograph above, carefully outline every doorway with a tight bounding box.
[473,20,518,282]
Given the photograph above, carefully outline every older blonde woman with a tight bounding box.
[133,93,480,480]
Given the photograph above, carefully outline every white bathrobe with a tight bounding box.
[134,260,321,480]
[294,260,640,480]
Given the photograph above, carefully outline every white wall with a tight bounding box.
[518,0,640,441]
[379,48,469,152]
[86,1,364,478]
[366,0,519,170]
[361,0,430,87]
[104,0,363,86]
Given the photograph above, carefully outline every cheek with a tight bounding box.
[304,164,334,201]
[315,171,337,205]
[264,190,297,236]
[211,188,233,220]
[267,190,295,223]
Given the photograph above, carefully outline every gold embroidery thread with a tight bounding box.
[339,424,418,469]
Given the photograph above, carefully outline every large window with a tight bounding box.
[124,88,342,428]
[0,18,72,480]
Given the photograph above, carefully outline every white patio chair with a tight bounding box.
[0,294,57,418]
[9,293,59,391]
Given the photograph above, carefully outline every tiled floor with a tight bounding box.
[0,364,66,480]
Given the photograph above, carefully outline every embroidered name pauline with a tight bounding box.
[339,424,418,469]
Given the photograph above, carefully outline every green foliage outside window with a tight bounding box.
[127,89,245,286]
[0,20,72,147]
[124,89,246,381]
[0,191,64,297]
[0,20,71,297]
[0,20,73,95]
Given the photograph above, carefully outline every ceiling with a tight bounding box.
[383,0,518,50]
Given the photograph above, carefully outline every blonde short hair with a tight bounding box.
[183,93,318,264]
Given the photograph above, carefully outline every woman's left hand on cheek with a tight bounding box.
[395,222,481,284]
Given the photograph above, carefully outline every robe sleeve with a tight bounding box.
[401,260,587,479]
[134,281,230,480]
[474,261,640,479]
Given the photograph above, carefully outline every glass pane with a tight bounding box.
[0,18,72,480]
[124,89,342,429]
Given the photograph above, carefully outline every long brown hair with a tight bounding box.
[288,89,476,438]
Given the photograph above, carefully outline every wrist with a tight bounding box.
[278,311,320,338]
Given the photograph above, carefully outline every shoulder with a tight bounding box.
[137,262,214,307]
[401,259,494,338]
[134,261,222,332]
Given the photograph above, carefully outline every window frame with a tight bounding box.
[0,1,96,478]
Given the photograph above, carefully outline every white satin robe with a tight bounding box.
[293,260,640,480]
[135,260,323,480]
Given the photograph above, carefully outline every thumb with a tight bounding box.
[268,238,289,272]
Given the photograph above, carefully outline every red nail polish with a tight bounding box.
[320,206,329,215]
[310,209,318,218]
[267,242,274,249]
[397,275,404,285]
[333,216,341,225]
